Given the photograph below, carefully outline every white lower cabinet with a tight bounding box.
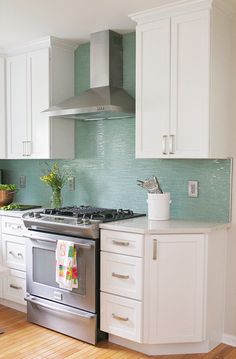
[146,234,205,344]
[100,227,227,355]
[0,215,27,306]
[100,229,144,342]
[3,269,26,305]
[101,292,142,342]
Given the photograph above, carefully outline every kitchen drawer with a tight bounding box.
[101,292,142,343]
[3,269,26,305]
[2,234,26,271]
[1,216,25,236]
[101,230,144,257]
[101,252,143,300]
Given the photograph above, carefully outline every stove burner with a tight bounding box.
[43,206,137,221]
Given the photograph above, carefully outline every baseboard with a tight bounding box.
[0,298,26,313]
[222,334,236,347]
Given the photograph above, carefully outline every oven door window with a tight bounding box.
[32,247,86,295]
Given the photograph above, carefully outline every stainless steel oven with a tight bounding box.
[24,230,99,344]
[22,206,144,345]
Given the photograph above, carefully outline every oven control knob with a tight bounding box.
[82,218,91,225]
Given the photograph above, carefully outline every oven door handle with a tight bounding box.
[24,296,95,319]
[23,235,92,249]
[23,235,57,244]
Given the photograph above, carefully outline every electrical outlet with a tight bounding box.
[19,175,26,188]
[68,176,75,191]
[188,180,199,198]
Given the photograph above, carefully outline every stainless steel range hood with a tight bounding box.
[43,30,135,120]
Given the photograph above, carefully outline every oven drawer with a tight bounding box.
[2,234,26,271]
[101,292,142,343]
[101,252,143,300]
[101,230,144,257]
[26,294,97,345]
[1,216,25,236]
[3,269,26,305]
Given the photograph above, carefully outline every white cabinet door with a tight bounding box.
[7,54,28,158]
[0,56,6,159]
[28,48,50,158]
[145,234,205,344]
[136,19,170,158]
[170,10,210,158]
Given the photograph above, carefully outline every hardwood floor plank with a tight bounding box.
[1,305,236,359]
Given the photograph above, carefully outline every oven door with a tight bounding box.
[24,230,96,313]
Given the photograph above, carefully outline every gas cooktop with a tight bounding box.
[22,205,145,239]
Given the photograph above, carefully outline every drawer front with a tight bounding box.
[101,230,144,257]
[1,216,25,236]
[2,234,26,271]
[101,252,143,300]
[3,269,26,305]
[101,292,142,342]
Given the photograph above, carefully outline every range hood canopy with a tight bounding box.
[43,30,135,120]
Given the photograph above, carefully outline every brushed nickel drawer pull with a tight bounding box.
[153,239,158,260]
[112,313,129,322]
[10,284,22,290]
[169,135,175,154]
[162,135,168,155]
[112,272,129,280]
[112,240,130,246]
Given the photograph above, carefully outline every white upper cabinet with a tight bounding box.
[0,56,6,159]
[130,0,233,159]
[6,37,77,159]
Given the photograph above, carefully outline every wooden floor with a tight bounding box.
[0,305,236,359]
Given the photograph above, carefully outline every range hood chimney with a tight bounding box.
[43,30,135,120]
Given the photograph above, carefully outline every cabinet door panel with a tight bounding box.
[0,57,6,159]
[28,48,50,158]
[136,19,170,158]
[170,10,210,158]
[7,54,28,158]
[146,234,205,343]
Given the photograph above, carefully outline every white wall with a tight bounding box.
[224,15,236,339]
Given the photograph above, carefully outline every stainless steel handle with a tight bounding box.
[22,141,31,156]
[112,240,130,246]
[24,296,95,319]
[23,235,92,249]
[75,243,92,249]
[153,239,158,260]
[162,135,168,155]
[22,141,26,156]
[23,235,57,244]
[112,313,129,322]
[8,224,22,230]
[9,251,23,258]
[10,284,22,290]
[112,272,129,280]
[169,135,175,154]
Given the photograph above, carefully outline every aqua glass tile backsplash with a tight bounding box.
[0,33,232,222]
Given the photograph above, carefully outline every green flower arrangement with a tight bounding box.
[40,163,70,208]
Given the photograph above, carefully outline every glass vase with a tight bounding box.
[51,188,62,209]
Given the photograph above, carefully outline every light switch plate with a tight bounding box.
[188,180,199,198]
[19,175,26,188]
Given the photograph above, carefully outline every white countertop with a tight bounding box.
[0,207,42,218]
[99,216,230,234]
